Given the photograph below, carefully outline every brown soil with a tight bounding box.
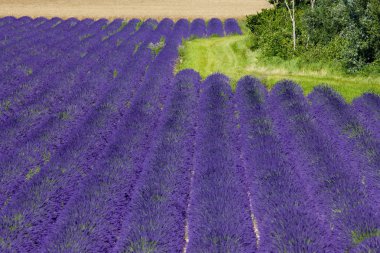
[0,0,271,20]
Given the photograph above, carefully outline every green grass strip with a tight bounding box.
[176,34,380,103]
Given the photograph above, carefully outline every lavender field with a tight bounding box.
[0,16,379,252]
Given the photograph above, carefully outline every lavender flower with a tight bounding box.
[352,93,380,140]
[190,18,206,38]
[186,74,257,252]
[224,18,242,35]
[207,18,224,37]
[236,76,338,252]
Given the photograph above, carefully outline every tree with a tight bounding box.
[270,0,280,7]
[268,0,307,51]
[310,0,316,9]
[284,0,297,50]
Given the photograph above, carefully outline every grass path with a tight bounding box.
[177,35,380,102]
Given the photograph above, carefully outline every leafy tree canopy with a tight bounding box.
[247,0,380,73]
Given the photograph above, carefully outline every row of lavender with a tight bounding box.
[0,16,241,43]
[1,72,378,252]
[110,74,379,252]
[0,17,194,252]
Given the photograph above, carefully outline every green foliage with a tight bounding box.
[269,0,303,5]
[52,20,61,28]
[126,238,157,253]
[116,19,128,33]
[351,229,380,244]
[79,33,92,41]
[0,100,11,115]
[304,0,380,72]
[134,42,142,54]
[148,36,166,56]
[116,38,123,47]
[42,150,51,164]
[303,0,348,45]
[58,111,71,121]
[246,7,304,59]
[25,166,41,181]
[247,0,380,73]
[135,20,144,31]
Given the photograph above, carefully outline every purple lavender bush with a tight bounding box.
[236,76,338,252]
[0,18,159,252]
[113,70,199,252]
[207,18,224,37]
[352,93,380,140]
[224,18,242,35]
[186,74,257,252]
[190,18,206,38]
[269,81,380,251]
